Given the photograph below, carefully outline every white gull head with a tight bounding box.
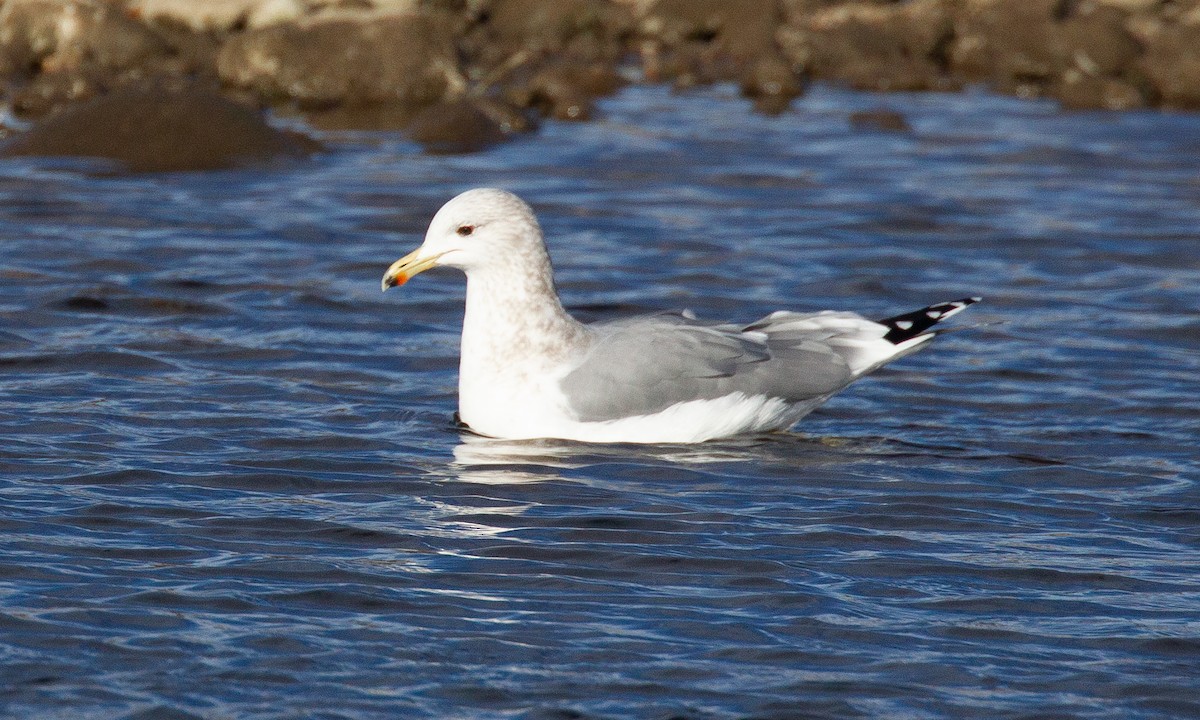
[382,188,548,287]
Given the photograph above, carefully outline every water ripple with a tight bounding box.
[0,85,1197,719]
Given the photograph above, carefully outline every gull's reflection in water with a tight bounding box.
[449,431,806,484]
[448,435,579,484]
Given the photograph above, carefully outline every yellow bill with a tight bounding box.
[381,248,447,291]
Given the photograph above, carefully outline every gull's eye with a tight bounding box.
[456,225,475,237]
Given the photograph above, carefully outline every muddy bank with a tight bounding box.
[1,0,1199,166]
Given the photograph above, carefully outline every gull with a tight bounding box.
[382,188,978,444]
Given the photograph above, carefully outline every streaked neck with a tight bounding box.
[460,258,584,371]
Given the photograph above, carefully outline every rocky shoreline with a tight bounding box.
[1,0,1197,170]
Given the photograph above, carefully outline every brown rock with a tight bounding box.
[1093,0,1161,10]
[407,96,525,154]
[1125,12,1165,47]
[0,0,168,77]
[804,0,955,91]
[483,0,630,51]
[849,108,911,132]
[609,0,654,15]
[216,12,461,109]
[0,80,320,173]
[740,52,804,107]
[552,60,622,97]
[0,0,234,119]
[780,0,854,25]
[300,103,420,131]
[950,0,1148,105]
[1141,22,1200,108]
[635,0,792,104]
[6,69,103,117]
[950,0,1065,94]
[641,42,727,87]
[127,0,306,32]
[1055,71,1147,110]
[508,59,622,120]
[1061,5,1140,78]
[641,0,779,62]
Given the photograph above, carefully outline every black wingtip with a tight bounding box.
[878,297,981,345]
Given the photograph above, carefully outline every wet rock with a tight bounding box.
[0,81,320,172]
[641,42,729,88]
[301,103,421,131]
[637,0,783,89]
[128,0,434,31]
[1094,0,1160,10]
[483,0,630,51]
[641,0,779,62]
[507,60,622,120]
[1055,72,1147,110]
[216,11,462,109]
[3,0,1198,154]
[551,60,622,98]
[127,0,304,32]
[0,0,168,77]
[849,108,911,132]
[779,0,872,18]
[1062,4,1141,78]
[6,68,105,118]
[950,0,1066,95]
[535,86,593,121]
[951,0,1051,82]
[609,0,654,14]
[0,0,232,118]
[464,0,631,119]
[948,0,1148,105]
[740,52,804,114]
[407,96,529,153]
[1041,3,1148,109]
[636,0,809,113]
[801,0,955,91]
[59,295,110,311]
[1141,21,1200,108]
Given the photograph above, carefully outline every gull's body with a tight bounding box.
[383,188,978,444]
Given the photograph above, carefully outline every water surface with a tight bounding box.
[1,85,1198,719]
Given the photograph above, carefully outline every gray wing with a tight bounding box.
[559,311,854,422]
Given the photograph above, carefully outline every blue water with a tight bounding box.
[1,84,1198,719]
